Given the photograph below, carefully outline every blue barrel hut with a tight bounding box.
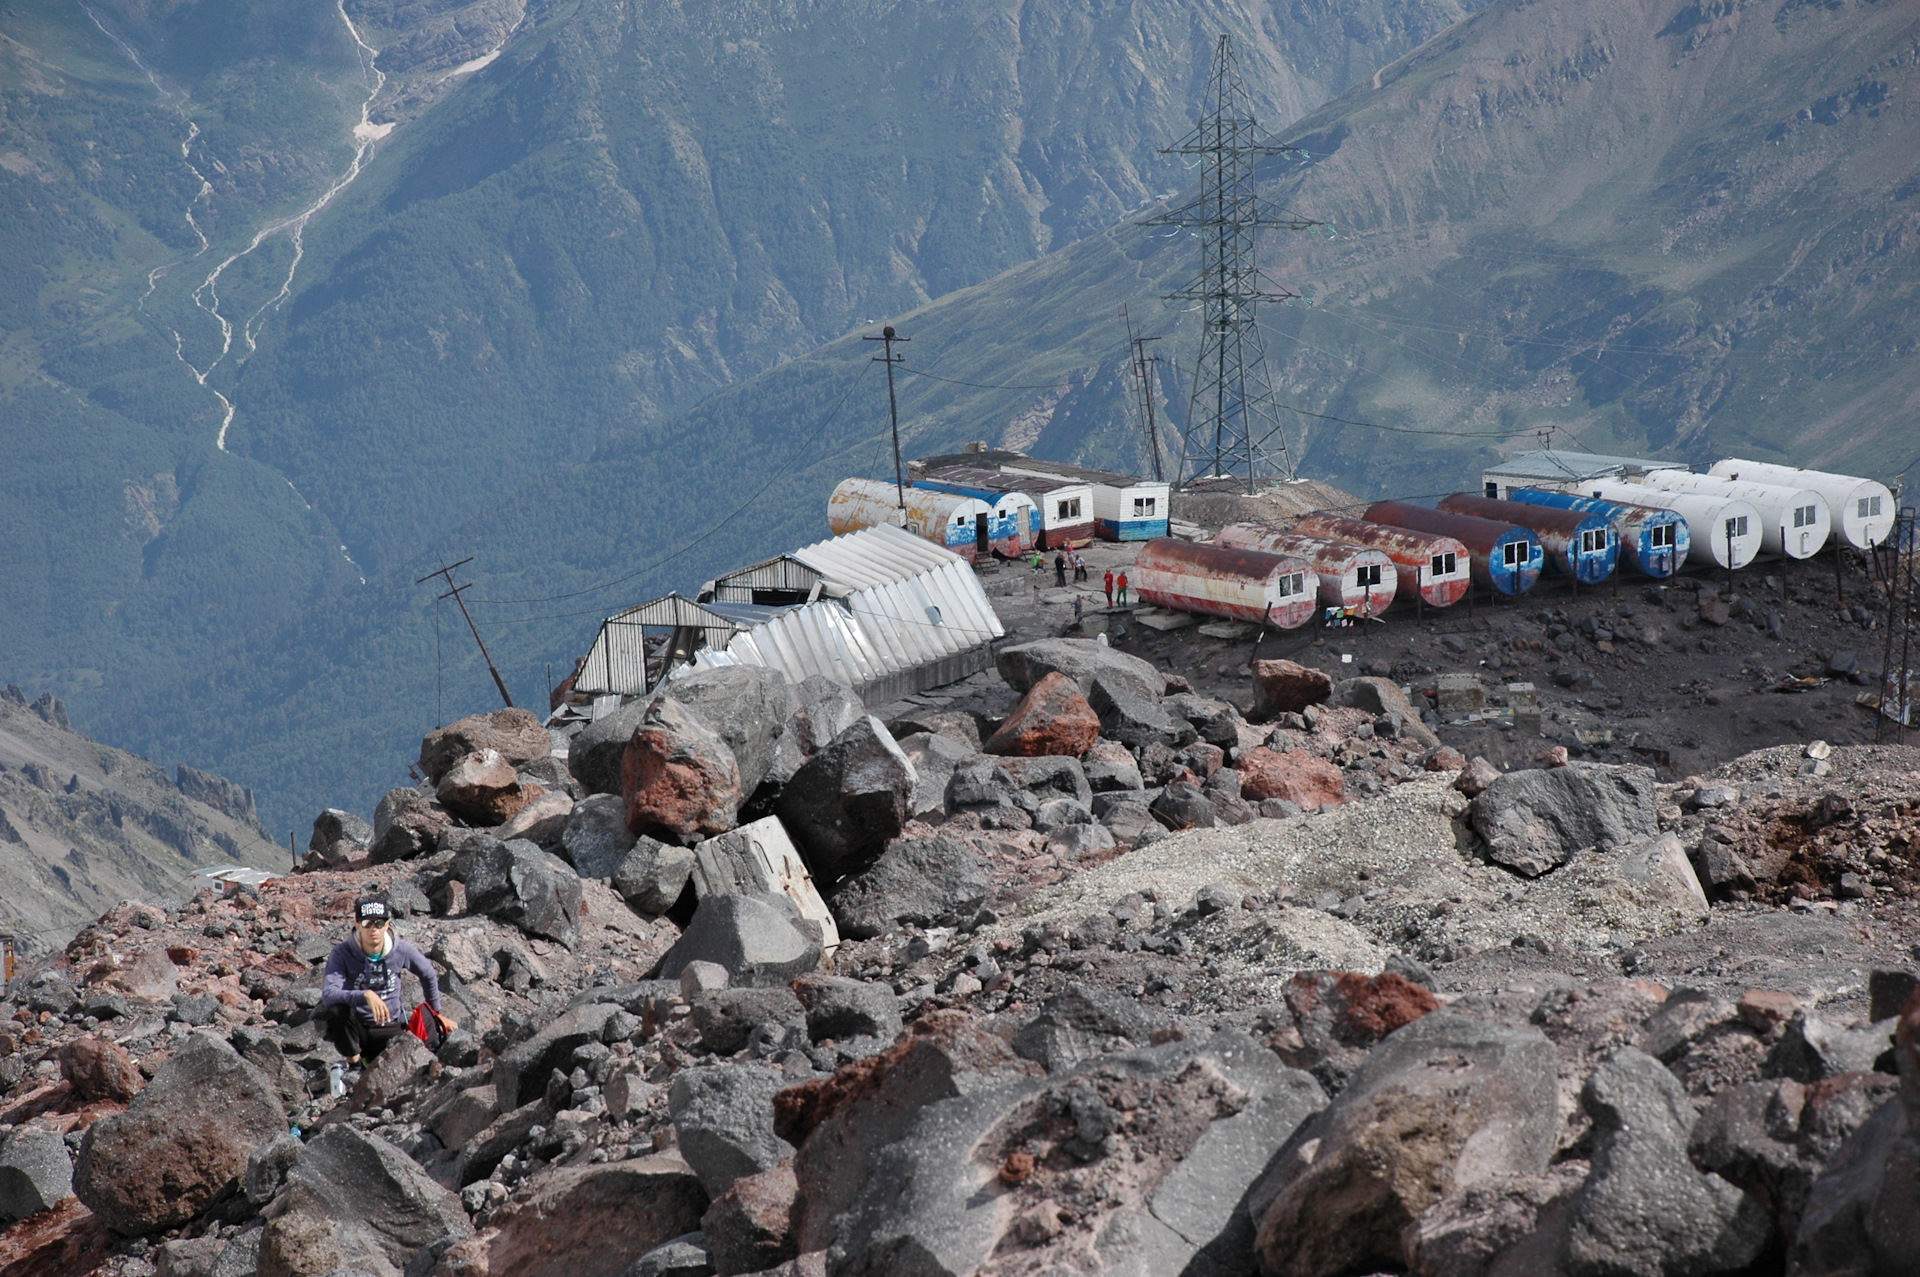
[1438,493,1618,585]
[1364,501,1543,596]
[1502,488,1690,578]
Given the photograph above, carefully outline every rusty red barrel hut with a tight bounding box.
[1130,539,1317,628]
[1288,511,1472,608]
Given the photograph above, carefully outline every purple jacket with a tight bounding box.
[321,936,441,1025]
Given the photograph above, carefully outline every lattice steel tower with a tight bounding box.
[1151,34,1317,490]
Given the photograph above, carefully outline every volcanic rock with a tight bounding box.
[828,835,990,940]
[1234,748,1348,812]
[623,697,744,841]
[1468,762,1661,877]
[1251,659,1334,719]
[653,893,823,989]
[984,672,1100,758]
[420,708,551,786]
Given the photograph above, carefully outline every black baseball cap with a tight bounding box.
[354,896,391,924]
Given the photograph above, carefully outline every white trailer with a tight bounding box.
[1568,480,1764,570]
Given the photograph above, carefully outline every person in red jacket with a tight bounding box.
[1103,569,1115,607]
[1116,572,1130,606]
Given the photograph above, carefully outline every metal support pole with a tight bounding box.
[863,326,910,508]
[417,557,514,709]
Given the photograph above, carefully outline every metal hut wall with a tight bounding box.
[1131,538,1317,628]
[997,459,1171,540]
[1438,493,1618,584]
[1011,473,1096,549]
[1502,489,1689,578]
[828,478,992,561]
[1364,501,1542,596]
[908,470,1035,556]
[1215,523,1398,615]
[1479,450,1687,500]
[1708,459,1896,551]
[1288,512,1472,608]
[1569,479,1763,570]
[1635,470,1832,560]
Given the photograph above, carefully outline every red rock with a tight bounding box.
[622,697,744,840]
[1453,755,1501,797]
[1250,659,1334,719]
[984,673,1100,758]
[58,1037,142,1103]
[165,946,199,966]
[1423,747,1467,772]
[1543,745,1570,767]
[420,707,552,786]
[436,750,542,826]
[1737,990,1801,1033]
[1182,742,1226,778]
[1276,971,1440,1088]
[431,1157,705,1277]
[0,1197,113,1277]
[1233,748,1348,811]
[702,1160,799,1274]
[1698,595,1731,626]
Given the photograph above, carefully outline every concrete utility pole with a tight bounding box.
[863,325,910,508]
[416,557,514,709]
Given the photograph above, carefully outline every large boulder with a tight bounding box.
[0,1128,72,1223]
[1088,676,1196,750]
[256,1125,471,1277]
[1010,983,1166,1074]
[451,837,582,945]
[420,708,551,786]
[1081,739,1144,793]
[623,696,745,841]
[494,789,574,846]
[789,975,902,1045]
[612,836,696,916]
[652,893,823,989]
[431,1159,705,1277]
[703,1161,800,1276]
[656,664,793,798]
[1234,748,1348,812]
[492,1002,625,1112]
[773,717,915,882]
[557,792,637,878]
[669,1065,796,1198]
[689,987,807,1056]
[307,808,372,868]
[827,836,990,940]
[1276,970,1439,1093]
[75,1032,287,1234]
[437,749,543,826]
[58,1035,142,1103]
[1252,1009,1559,1277]
[371,786,452,863]
[1328,677,1443,749]
[689,817,840,954]
[1250,659,1333,719]
[984,672,1100,758]
[996,638,1163,703]
[568,698,652,796]
[1565,1047,1767,1277]
[788,676,867,755]
[895,732,977,819]
[1468,762,1661,878]
[995,755,1093,808]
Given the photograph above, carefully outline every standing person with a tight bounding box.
[1054,554,1068,588]
[1103,569,1115,607]
[320,895,456,1096]
[1116,571,1129,606]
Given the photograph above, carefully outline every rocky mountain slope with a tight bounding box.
[0,689,284,958]
[0,634,1913,1276]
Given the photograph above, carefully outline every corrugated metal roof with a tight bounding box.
[921,465,1084,496]
[1483,450,1687,482]
[1000,458,1161,488]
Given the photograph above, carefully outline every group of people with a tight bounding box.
[1038,549,1128,606]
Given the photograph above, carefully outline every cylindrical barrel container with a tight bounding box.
[1131,538,1317,628]
[1437,493,1618,584]
[1215,523,1399,615]
[829,478,991,561]
[1288,512,1472,608]
[1708,459,1894,552]
[1363,501,1542,596]
[1502,488,1690,577]
[1636,471,1830,560]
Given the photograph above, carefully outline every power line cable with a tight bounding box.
[900,366,1081,392]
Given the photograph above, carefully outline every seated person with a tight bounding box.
[320,894,455,1095]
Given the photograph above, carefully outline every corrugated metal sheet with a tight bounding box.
[1481,450,1685,494]
[1709,460,1895,551]
[576,594,748,695]
[701,554,826,604]
[1438,493,1618,584]
[829,478,991,559]
[1215,523,1399,614]
[1132,538,1317,628]
[1288,512,1471,608]
[1364,501,1542,597]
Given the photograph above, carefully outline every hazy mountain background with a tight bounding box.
[3,0,1915,839]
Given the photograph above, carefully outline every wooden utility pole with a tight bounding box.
[416,557,514,708]
[863,326,910,508]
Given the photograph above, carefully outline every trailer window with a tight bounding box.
[1651,523,1675,549]
[1430,551,1457,577]
[1133,497,1156,516]
[1734,515,1749,537]
[1058,498,1081,520]
[1357,563,1382,587]
[1485,482,1499,499]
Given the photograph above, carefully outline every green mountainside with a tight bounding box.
[6,0,1916,842]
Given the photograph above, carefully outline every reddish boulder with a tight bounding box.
[420,708,551,786]
[703,1161,800,1274]
[58,1036,142,1103]
[436,750,542,826]
[623,697,744,840]
[1423,746,1468,772]
[1276,971,1439,1091]
[1737,990,1802,1034]
[1251,659,1334,720]
[1453,755,1501,797]
[435,1157,706,1277]
[984,673,1099,758]
[1234,748,1348,811]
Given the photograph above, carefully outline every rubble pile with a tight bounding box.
[0,641,1914,1276]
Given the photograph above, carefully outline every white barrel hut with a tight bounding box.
[1636,470,1831,560]
[1577,479,1762,569]
[1708,459,1896,551]
[1214,523,1398,616]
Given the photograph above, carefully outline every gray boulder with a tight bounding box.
[0,1127,71,1222]
[493,1002,625,1111]
[996,638,1163,703]
[774,716,916,881]
[1791,1094,1919,1276]
[689,987,807,1056]
[244,1131,302,1208]
[1031,797,1094,833]
[208,1229,262,1277]
[612,836,695,916]
[828,836,990,940]
[558,793,637,879]
[942,756,1032,827]
[307,809,372,868]
[625,1232,715,1277]
[1012,983,1166,1073]
[1329,677,1443,749]
[790,975,902,1045]
[1565,1047,1767,1277]
[652,893,823,988]
[568,698,652,795]
[451,837,582,945]
[896,731,978,819]
[1163,692,1244,749]
[668,1065,795,1198]
[789,675,867,755]
[257,1125,472,1277]
[1082,740,1144,793]
[370,786,450,863]
[75,1031,287,1234]
[995,755,1093,807]
[1764,1012,1899,1083]
[1468,762,1661,877]
[1150,782,1217,831]
[656,664,792,797]
[1089,676,1196,750]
